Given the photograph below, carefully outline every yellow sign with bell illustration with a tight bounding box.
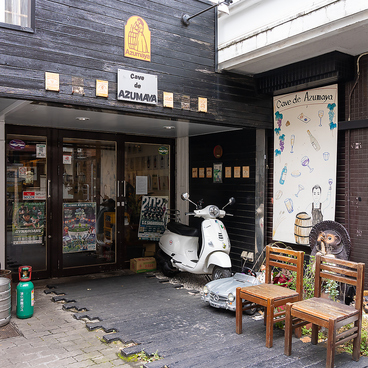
[125,16,151,62]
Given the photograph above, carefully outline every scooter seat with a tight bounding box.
[167,222,199,237]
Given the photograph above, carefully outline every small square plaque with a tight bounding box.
[243,166,250,178]
[45,72,59,92]
[163,92,174,108]
[96,80,108,98]
[198,97,207,112]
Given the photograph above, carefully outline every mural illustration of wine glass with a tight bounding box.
[290,134,295,153]
[328,178,333,190]
[295,184,304,197]
[301,156,314,173]
[318,110,324,127]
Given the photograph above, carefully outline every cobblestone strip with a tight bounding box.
[0,287,134,368]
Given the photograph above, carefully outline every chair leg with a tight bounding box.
[311,323,319,345]
[352,319,362,361]
[284,303,292,356]
[326,319,336,368]
[265,299,274,348]
[264,306,267,326]
[294,326,302,338]
[235,287,242,334]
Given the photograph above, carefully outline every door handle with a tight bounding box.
[47,179,51,198]
[117,180,120,197]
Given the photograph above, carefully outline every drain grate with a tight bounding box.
[0,322,22,339]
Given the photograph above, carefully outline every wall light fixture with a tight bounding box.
[181,0,232,26]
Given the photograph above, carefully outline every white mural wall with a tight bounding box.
[273,84,338,245]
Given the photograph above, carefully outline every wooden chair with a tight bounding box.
[236,245,304,348]
[284,253,365,368]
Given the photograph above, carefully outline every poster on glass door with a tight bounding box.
[138,196,168,241]
[12,202,45,245]
[273,84,338,245]
[63,202,96,253]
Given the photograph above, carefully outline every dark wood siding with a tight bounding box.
[0,0,272,129]
[189,129,256,272]
[341,55,368,288]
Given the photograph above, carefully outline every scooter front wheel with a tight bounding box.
[212,266,231,280]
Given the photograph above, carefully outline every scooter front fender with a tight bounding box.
[206,251,231,270]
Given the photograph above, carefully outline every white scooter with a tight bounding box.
[157,193,235,280]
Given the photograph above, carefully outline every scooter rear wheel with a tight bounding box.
[212,266,231,280]
[156,249,179,277]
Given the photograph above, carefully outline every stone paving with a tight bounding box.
[0,278,137,368]
[2,272,368,368]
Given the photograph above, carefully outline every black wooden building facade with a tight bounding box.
[0,0,272,277]
[0,0,271,128]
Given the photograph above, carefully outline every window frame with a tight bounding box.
[0,0,35,33]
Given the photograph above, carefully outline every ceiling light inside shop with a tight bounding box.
[163,125,175,130]
[76,117,90,121]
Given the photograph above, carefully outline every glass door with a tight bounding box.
[6,134,48,277]
[5,128,174,278]
[123,142,171,263]
[61,137,117,269]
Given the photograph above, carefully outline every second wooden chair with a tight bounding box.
[284,253,365,368]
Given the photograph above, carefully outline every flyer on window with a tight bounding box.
[63,202,96,253]
[12,202,45,245]
[138,196,168,241]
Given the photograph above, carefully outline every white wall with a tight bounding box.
[218,0,368,74]
[219,0,337,46]
[176,137,189,224]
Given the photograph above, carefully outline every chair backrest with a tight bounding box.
[265,245,305,297]
[314,253,365,311]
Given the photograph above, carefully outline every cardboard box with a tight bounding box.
[130,257,156,273]
[144,243,156,257]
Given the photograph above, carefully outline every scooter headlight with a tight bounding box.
[228,293,235,302]
[203,286,209,295]
[209,205,220,217]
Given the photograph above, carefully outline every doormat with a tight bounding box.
[0,322,22,339]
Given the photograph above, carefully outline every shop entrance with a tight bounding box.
[5,126,173,278]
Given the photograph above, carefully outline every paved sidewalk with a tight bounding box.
[2,272,368,368]
[43,272,368,368]
[0,278,137,368]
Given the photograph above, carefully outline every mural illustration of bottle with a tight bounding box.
[279,163,287,185]
[307,130,320,151]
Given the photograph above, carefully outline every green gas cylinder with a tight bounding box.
[16,266,34,319]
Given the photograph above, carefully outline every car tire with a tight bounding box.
[244,305,257,315]
[212,266,232,280]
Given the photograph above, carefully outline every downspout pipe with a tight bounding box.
[348,52,368,121]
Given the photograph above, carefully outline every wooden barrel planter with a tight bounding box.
[294,212,312,245]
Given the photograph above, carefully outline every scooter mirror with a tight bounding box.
[181,192,189,201]
[223,197,235,209]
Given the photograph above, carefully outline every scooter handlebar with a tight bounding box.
[185,212,196,216]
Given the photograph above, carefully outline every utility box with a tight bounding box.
[130,257,156,273]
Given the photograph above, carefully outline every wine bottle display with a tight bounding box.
[279,164,287,185]
[307,130,320,151]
